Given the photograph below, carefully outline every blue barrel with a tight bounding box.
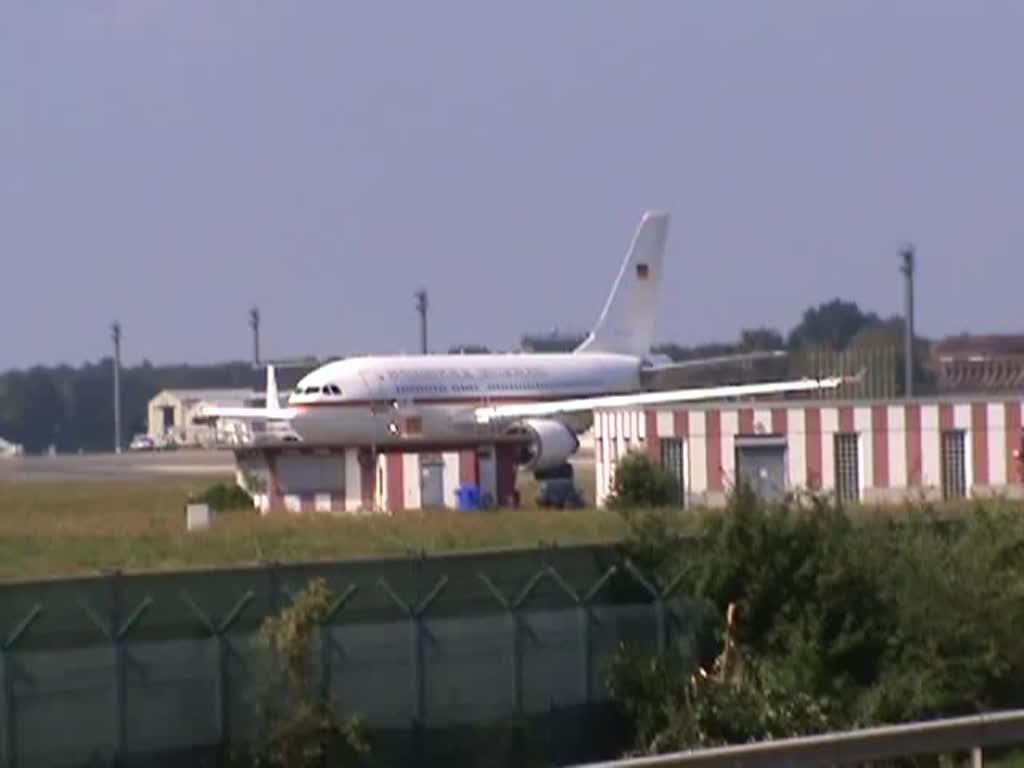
[455,484,481,510]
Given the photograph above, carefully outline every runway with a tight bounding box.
[0,441,594,483]
[0,450,236,482]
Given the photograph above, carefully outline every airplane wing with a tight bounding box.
[473,373,856,423]
[642,349,787,373]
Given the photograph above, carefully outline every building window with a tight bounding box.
[660,438,685,506]
[834,432,860,504]
[941,429,967,500]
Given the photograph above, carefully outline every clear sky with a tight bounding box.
[1,1,1021,370]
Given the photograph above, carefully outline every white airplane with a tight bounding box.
[198,211,852,471]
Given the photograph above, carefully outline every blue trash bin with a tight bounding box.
[455,484,481,511]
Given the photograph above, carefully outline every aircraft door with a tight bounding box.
[359,370,390,402]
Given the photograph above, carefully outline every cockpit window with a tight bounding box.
[293,383,342,397]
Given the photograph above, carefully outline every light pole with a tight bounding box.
[249,306,261,366]
[111,321,122,453]
[415,289,428,354]
[899,244,915,398]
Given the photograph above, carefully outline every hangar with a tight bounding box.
[148,388,265,447]
[594,395,1024,507]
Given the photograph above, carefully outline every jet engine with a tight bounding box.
[507,418,580,472]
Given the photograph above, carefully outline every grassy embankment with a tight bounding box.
[3,468,1021,583]
[0,472,640,582]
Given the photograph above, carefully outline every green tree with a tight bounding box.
[787,299,880,351]
[738,327,785,351]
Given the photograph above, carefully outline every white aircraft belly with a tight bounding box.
[287,403,486,446]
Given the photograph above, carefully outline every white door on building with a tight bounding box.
[420,457,445,508]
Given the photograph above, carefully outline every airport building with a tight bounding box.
[232,442,520,514]
[594,395,1024,507]
[147,388,265,447]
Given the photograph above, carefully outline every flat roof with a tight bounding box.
[597,391,1024,413]
[152,388,258,405]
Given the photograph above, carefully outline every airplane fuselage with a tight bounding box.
[281,352,642,445]
[202,211,841,462]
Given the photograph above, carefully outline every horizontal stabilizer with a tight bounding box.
[474,373,854,423]
[193,405,297,424]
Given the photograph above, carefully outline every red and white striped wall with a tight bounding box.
[593,398,1024,507]
[234,443,519,514]
[376,444,518,511]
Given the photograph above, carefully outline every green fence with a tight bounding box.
[0,544,701,768]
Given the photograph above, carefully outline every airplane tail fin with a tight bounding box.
[574,210,669,358]
[265,365,279,409]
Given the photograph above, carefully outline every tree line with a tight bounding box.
[1,299,921,453]
[0,360,263,453]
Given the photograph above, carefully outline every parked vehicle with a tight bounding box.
[129,434,155,451]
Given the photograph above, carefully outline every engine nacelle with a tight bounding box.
[507,418,580,472]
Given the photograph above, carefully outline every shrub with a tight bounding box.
[193,481,252,511]
[608,491,1024,755]
[605,451,680,510]
[252,578,368,767]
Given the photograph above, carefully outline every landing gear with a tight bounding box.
[533,462,584,509]
[533,462,574,482]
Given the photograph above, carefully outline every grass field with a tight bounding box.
[0,472,635,582]
[4,463,1011,583]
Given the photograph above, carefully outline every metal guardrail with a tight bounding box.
[570,709,1024,768]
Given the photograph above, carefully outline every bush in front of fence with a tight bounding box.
[607,481,1024,754]
[250,577,369,768]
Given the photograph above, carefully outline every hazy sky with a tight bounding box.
[2,1,1021,370]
